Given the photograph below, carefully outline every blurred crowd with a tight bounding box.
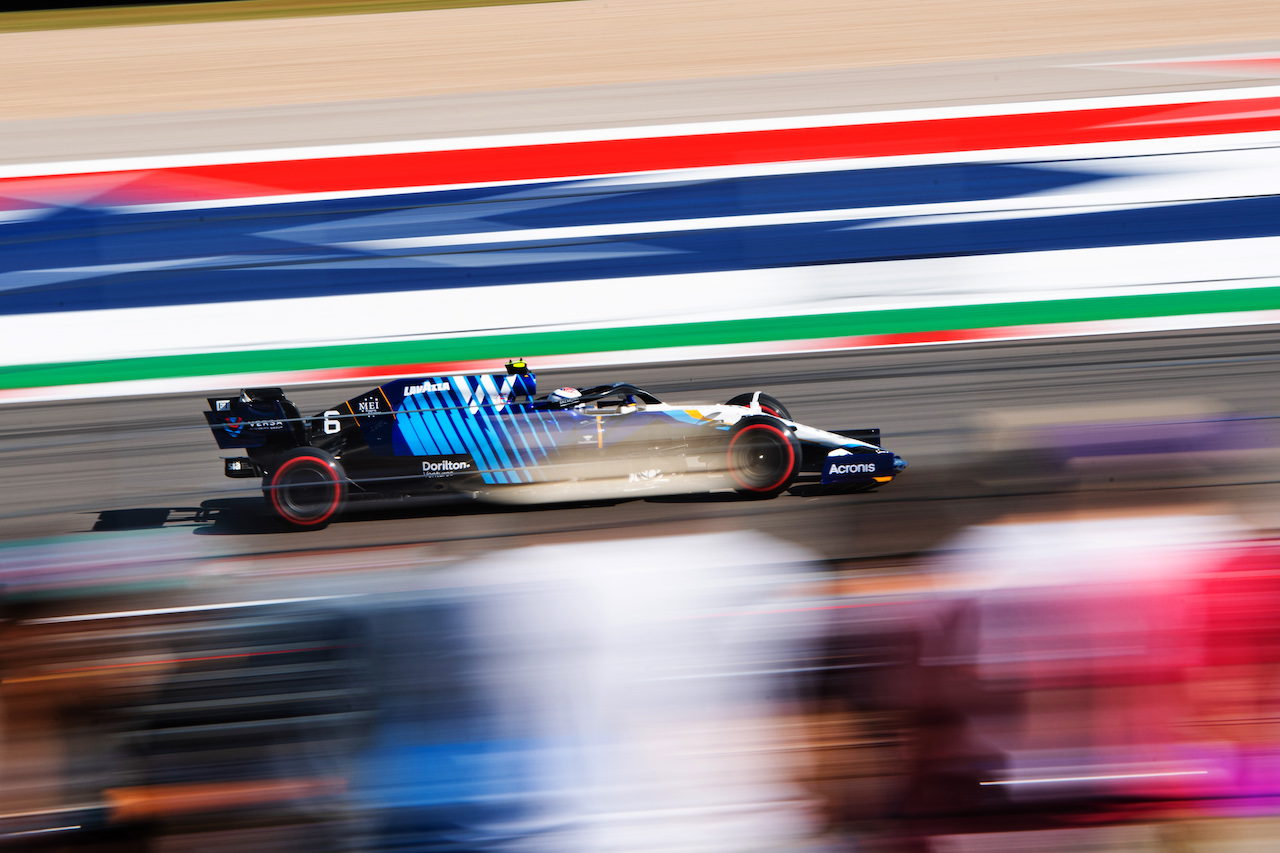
[3,513,1280,852]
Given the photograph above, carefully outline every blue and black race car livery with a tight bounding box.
[204,362,907,527]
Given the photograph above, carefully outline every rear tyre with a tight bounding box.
[726,416,801,499]
[724,392,791,420]
[264,448,347,529]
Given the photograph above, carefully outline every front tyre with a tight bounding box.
[264,447,347,529]
[726,416,800,499]
[724,392,791,420]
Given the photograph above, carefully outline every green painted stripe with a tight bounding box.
[0,1,580,35]
[7,287,1280,391]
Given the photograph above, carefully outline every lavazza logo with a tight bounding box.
[830,462,878,475]
[422,458,473,477]
[404,381,451,396]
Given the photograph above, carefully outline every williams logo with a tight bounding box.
[224,416,245,437]
[422,455,474,478]
[404,381,451,397]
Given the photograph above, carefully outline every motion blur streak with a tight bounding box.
[10,504,1280,848]
[0,531,826,851]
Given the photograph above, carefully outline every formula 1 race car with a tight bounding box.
[204,361,907,528]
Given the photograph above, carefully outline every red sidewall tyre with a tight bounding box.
[727,419,800,498]
[265,449,347,528]
[724,392,791,421]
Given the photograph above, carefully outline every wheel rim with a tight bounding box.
[272,458,340,524]
[728,424,795,492]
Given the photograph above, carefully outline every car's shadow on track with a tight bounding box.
[92,500,283,534]
[90,486,859,536]
[91,494,648,535]
[644,484,878,502]
[641,492,747,503]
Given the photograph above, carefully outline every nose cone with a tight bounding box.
[892,454,908,473]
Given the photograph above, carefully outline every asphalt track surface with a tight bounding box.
[4,326,1280,568]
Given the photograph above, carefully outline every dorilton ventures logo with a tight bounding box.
[422,456,473,478]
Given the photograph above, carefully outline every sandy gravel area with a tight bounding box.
[1,0,1277,120]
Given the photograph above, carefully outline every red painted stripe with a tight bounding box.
[1177,58,1280,72]
[6,96,1280,205]
[1115,58,1280,75]
[856,328,1006,347]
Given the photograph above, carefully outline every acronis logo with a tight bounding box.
[829,462,877,475]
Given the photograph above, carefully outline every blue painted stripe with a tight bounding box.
[472,411,524,484]
[459,381,520,484]
[541,409,567,440]
[441,382,510,485]
[477,163,1097,230]
[479,390,540,480]
[515,407,556,449]
[529,408,566,454]
[432,390,494,483]
[414,394,458,457]
[0,160,1116,315]
[506,410,547,464]
[395,399,432,456]
[394,412,426,455]
[5,194,1279,315]
[479,380,540,484]
[419,391,469,462]
[423,400,455,455]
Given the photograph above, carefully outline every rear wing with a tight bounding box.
[204,388,307,450]
[205,362,537,453]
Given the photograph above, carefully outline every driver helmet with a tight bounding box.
[549,387,582,405]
